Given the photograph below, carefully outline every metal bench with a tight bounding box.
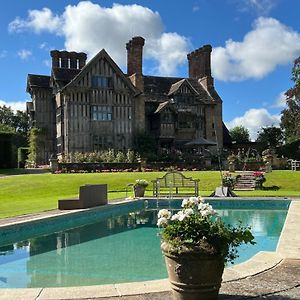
[152,171,199,197]
[58,184,108,209]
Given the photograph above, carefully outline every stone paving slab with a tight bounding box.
[74,259,299,300]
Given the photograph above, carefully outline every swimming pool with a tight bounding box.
[0,199,290,288]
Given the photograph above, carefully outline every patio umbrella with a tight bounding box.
[184,137,217,147]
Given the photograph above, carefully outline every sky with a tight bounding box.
[1,0,300,140]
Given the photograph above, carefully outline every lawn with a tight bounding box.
[0,170,299,219]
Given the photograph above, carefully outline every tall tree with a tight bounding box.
[229,126,251,143]
[256,126,284,150]
[13,110,29,134]
[281,56,300,143]
[0,105,29,136]
[0,105,14,127]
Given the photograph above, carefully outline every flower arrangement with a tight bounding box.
[222,172,236,189]
[253,171,266,189]
[157,197,255,264]
[134,179,149,187]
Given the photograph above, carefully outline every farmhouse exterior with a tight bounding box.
[26,37,225,164]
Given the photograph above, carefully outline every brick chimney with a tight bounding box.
[126,36,145,76]
[50,50,87,70]
[187,45,213,88]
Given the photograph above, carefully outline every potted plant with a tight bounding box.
[253,171,266,189]
[222,172,236,190]
[157,197,255,300]
[134,179,149,197]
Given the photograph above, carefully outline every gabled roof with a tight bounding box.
[27,74,50,91]
[61,49,139,95]
[187,78,214,103]
[143,75,183,102]
[154,100,178,114]
[168,79,199,96]
[143,75,219,104]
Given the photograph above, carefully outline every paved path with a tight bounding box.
[82,259,300,300]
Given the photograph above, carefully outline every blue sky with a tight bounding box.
[1,0,300,139]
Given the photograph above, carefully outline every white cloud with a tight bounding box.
[239,0,277,15]
[146,32,190,74]
[8,2,190,76]
[17,49,32,60]
[212,17,300,81]
[8,8,62,34]
[0,100,27,112]
[226,108,280,140]
[271,91,287,108]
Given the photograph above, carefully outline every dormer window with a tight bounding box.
[92,76,113,88]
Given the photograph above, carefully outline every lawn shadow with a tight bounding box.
[262,185,280,191]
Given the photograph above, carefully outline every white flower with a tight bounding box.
[200,210,211,217]
[181,197,200,208]
[184,208,194,216]
[158,209,171,219]
[171,213,180,221]
[157,217,168,227]
[189,197,199,205]
[181,199,188,207]
[198,202,217,217]
[198,196,205,203]
[171,210,186,221]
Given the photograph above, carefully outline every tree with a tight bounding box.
[256,126,284,150]
[281,56,300,143]
[0,105,14,126]
[13,110,29,134]
[0,123,15,133]
[27,127,46,166]
[229,126,251,143]
[0,105,29,136]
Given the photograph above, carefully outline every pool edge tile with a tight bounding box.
[0,288,42,300]
[277,200,300,259]
[38,284,119,299]
[115,279,170,296]
[223,251,283,281]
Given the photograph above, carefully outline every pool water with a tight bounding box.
[0,200,289,288]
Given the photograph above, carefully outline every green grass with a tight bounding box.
[0,170,299,219]
[0,168,34,176]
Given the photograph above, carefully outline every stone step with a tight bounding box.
[234,174,256,191]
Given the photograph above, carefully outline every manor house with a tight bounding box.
[26,37,225,164]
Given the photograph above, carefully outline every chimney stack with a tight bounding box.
[50,50,87,70]
[126,36,145,76]
[187,45,213,87]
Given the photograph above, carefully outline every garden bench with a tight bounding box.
[291,160,300,171]
[152,171,199,197]
[58,184,107,210]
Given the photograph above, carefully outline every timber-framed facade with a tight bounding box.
[27,36,225,164]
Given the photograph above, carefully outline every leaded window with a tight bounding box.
[92,76,113,88]
[92,105,112,121]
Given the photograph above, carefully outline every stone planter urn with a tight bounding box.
[161,242,225,300]
[134,185,146,197]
